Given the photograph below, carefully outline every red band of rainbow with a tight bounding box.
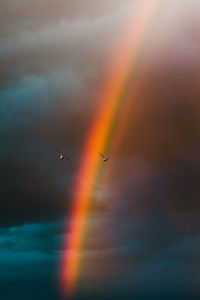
[60,0,160,297]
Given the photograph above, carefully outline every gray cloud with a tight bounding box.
[1,1,200,299]
[0,222,62,300]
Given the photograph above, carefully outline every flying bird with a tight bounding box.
[56,151,71,162]
[98,152,116,162]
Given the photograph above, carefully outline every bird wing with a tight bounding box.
[98,152,105,159]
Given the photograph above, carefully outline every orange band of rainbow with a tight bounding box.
[60,0,160,297]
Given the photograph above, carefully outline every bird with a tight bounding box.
[56,151,71,162]
[98,152,116,162]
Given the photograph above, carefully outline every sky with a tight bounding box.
[1,0,200,299]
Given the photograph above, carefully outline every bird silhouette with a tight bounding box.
[56,151,71,162]
[98,152,116,162]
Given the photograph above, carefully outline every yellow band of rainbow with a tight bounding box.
[60,0,160,297]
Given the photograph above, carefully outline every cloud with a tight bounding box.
[69,209,200,299]
[0,221,62,300]
[0,1,135,88]
[1,1,200,298]
[1,0,200,227]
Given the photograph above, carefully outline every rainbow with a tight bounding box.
[60,0,160,297]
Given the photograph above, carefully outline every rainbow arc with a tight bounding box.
[60,0,160,297]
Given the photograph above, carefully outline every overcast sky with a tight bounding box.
[1,1,200,299]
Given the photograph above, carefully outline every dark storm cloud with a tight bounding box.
[1,0,200,299]
[0,221,62,300]
[0,0,137,227]
[0,72,93,226]
[70,208,200,300]
[113,158,200,215]
[73,156,200,298]
[0,75,66,226]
